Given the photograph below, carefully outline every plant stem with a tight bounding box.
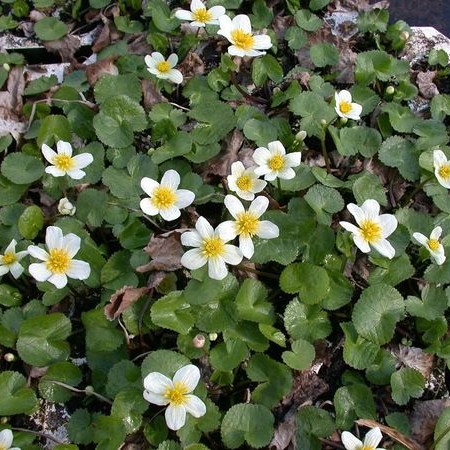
[11,427,66,444]
[49,381,113,405]
[321,136,331,172]
[277,177,283,201]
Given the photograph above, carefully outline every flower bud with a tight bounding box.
[385,85,395,95]
[400,31,410,41]
[0,417,8,424]
[340,117,348,125]
[85,385,95,395]
[193,334,206,348]
[320,119,327,126]
[209,332,218,341]
[4,353,15,362]
[3,63,10,72]
[295,130,307,142]
[58,197,76,216]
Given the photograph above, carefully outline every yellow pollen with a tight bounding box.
[192,7,212,23]
[236,174,253,191]
[164,382,189,406]
[339,101,352,114]
[53,154,74,171]
[2,252,17,265]
[0,445,7,450]
[151,186,177,209]
[236,212,259,236]
[230,29,255,51]
[428,239,440,251]
[47,248,71,274]
[202,236,225,258]
[156,60,171,73]
[360,220,382,243]
[268,154,285,171]
[438,164,450,180]
[361,446,375,450]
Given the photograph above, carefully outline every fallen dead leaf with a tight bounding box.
[43,35,81,62]
[142,79,167,110]
[85,57,119,86]
[269,414,296,450]
[178,51,204,78]
[6,66,25,114]
[105,286,150,320]
[392,345,434,379]
[416,71,439,99]
[410,399,450,444]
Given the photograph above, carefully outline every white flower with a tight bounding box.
[218,195,279,259]
[340,199,398,259]
[341,427,384,450]
[58,197,76,216]
[227,162,267,201]
[413,226,446,265]
[253,140,302,181]
[0,429,20,450]
[217,14,272,57]
[181,216,243,280]
[42,141,93,180]
[334,90,362,120]
[433,149,450,189]
[175,0,225,27]
[28,226,91,289]
[140,170,195,221]
[0,240,27,279]
[145,53,183,84]
[143,364,206,431]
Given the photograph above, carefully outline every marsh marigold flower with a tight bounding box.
[413,226,446,265]
[28,226,91,289]
[334,90,362,121]
[433,149,450,189]
[227,161,267,201]
[0,239,27,279]
[143,364,206,431]
[217,14,272,57]
[0,429,20,450]
[340,199,397,259]
[175,0,225,27]
[145,53,183,84]
[341,427,384,450]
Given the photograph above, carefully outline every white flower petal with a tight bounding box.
[143,390,169,406]
[227,45,247,57]
[56,140,73,155]
[257,221,279,239]
[190,0,204,12]
[208,257,228,280]
[433,149,448,167]
[341,431,362,450]
[167,53,178,68]
[195,216,214,239]
[143,372,173,394]
[184,394,207,418]
[63,233,81,258]
[431,247,446,265]
[252,178,267,193]
[347,103,362,120]
[140,198,159,216]
[339,221,360,234]
[181,248,208,270]
[278,167,296,180]
[9,262,24,279]
[253,34,272,50]
[175,189,195,209]
[181,231,202,248]
[4,239,17,254]
[285,152,302,168]
[72,153,93,170]
[0,266,10,276]
[168,69,183,84]
[45,166,66,177]
[151,52,165,63]
[364,427,383,448]
[48,273,68,288]
[249,196,269,218]
[232,14,252,33]
[346,203,365,226]
[412,232,428,246]
[431,226,443,240]
[336,90,352,104]
[218,14,232,35]
[27,245,49,261]
[66,260,91,280]
[145,54,156,68]
[224,195,245,218]
[0,429,13,448]
[67,169,86,180]
[263,171,277,181]
[360,199,380,220]
[160,205,181,221]
[216,221,238,242]
[378,214,398,238]
[353,234,371,253]
[253,147,271,165]
[239,235,254,259]
[165,404,186,430]
[243,48,266,57]
[222,244,243,265]
[175,9,194,20]
[267,140,286,155]
[209,6,226,19]
[42,144,57,163]
[15,250,28,260]
[141,177,159,195]
[372,239,395,259]
[173,364,200,392]
[46,226,64,250]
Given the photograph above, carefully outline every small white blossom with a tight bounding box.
[413,226,446,265]
[175,0,225,27]
[227,162,267,201]
[217,14,272,57]
[253,140,301,181]
[433,149,450,189]
[334,90,362,120]
[181,216,243,280]
[140,170,195,221]
[58,197,76,216]
[0,240,27,279]
[143,364,206,431]
[42,141,93,180]
[28,226,91,289]
[340,199,398,259]
[0,429,20,450]
[218,195,279,258]
[145,53,183,84]
[341,427,384,450]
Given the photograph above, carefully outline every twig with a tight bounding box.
[11,427,66,445]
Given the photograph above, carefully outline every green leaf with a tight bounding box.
[304,184,344,225]
[295,9,322,31]
[243,118,278,147]
[352,172,387,206]
[141,350,190,379]
[152,131,192,164]
[106,360,141,398]
[434,407,450,450]
[365,349,396,385]
[282,339,315,370]
[221,403,274,449]
[413,119,449,150]
[67,409,93,445]
[75,189,108,228]
[24,75,58,95]
[297,405,335,438]
[0,371,38,415]
[381,103,420,133]
[92,415,127,450]
[210,339,248,371]
[94,74,142,104]
[258,324,286,347]
[34,17,68,40]
[331,126,381,157]
[405,284,448,320]
[111,388,148,433]
[37,114,72,148]
[390,367,425,405]
[251,55,283,87]
[0,175,28,206]
[431,95,450,121]
[81,309,123,352]
[352,284,404,345]
[0,284,22,307]
[309,0,330,9]
[280,262,330,304]
[310,42,339,67]
[368,253,415,286]
[285,26,307,50]
[235,279,274,324]
[101,250,138,290]
[1,152,45,184]
[18,205,44,239]
[16,313,71,367]
[38,362,82,403]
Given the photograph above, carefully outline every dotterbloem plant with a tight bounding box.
[0,239,28,279]
[174,0,226,27]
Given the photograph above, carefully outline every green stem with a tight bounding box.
[49,380,113,405]
[321,136,331,172]
[277,177,283,201]
[430,424,450,450]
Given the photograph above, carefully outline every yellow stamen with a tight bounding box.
[202,236,225,258]
[0,444,8,450]
[438,164,450,180]
[192,7,212,23]
[236,174,253,191]
[361,446,375,450]
[47,248,71,274]
[164,382,189,406]
[230,29,255,51]
[151,186,177,209]
[428,239,440,251]
[156,60,171,73]
[236,212,259,236]
[360,219,382,243]
[339,101,352,114]
[53,154,74,171]
[2,252,17,265]
[268,154,285,171]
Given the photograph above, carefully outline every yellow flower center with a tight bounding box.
[236,174,253,191]
[164,382,189,406]
[0,445,8,450]
[2,252,17,265]
[268,154,285,171]
[230,29,255,51]
[202,236,225,258]
[156,60,171,73]
[360,219,382,243]
[236,212,259,236]
[361,446,375,450]
[339,101,352,114]
[428,239,440,251]
[192,7,212,23]
[151,186,177,210]
[53,154,75,171]
[47,248,71,274]
[438,164,450,180]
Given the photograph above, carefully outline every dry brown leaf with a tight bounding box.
[85,57,119,86]
[92,21,121,53]
[6,66,25,114]
[104,286,150,320]
[282,370,329,408]
[392,345,434,379]
[178,51,204,78]
[43,35,81,62]
[269,415,296,450]
[416,71,439,99]
[142,79,167,110]
[410,399,450,444]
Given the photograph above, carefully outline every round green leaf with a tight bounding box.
[0,284,22,307]
[390,367,425,405]
[38,362,82,403]
[0,371,38,415]
[18,205,44,239]
[282,339,315,370]
[310,42,339,67]
[34,17,68,41]
[141,350,190,379]
[1,153,45,184]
